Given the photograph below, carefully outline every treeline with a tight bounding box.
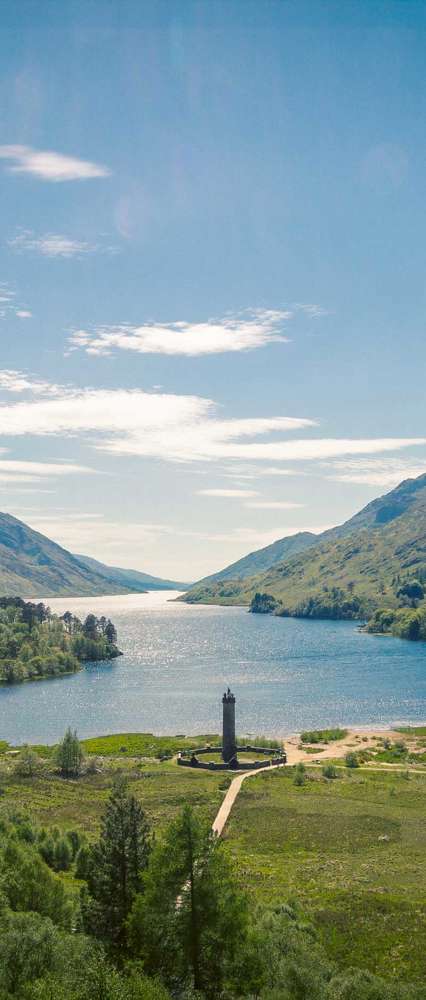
[367,604,426,641]
[0,770,423,1000]
[250,588,371,620]
[0,599,120,684]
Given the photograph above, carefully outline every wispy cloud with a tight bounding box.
[245,500,305,509]
[0,460,95,483]
[8,229,117,258]
[0,380,424,469]
[0,145,110,182]
[324,457,426,487]
[292,303,329,318]
[197,488,259,498]
[68,308,292,358]
[0,284,31,320]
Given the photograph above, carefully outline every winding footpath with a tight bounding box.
[212,762,285,836]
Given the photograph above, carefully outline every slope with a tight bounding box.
[187,531,317,589]
[183,473,426,616]
[0,512,132,598]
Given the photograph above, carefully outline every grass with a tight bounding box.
[223,765,426,983]
[2,728,426,984]
[0,742,226,838]
[300,728,348,744]
[80,732,221,757]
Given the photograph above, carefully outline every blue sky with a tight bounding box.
[0,0,425,580]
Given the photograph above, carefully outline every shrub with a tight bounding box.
[301,728,347,744]
[322,763,339,779]
[293,763,306,786]
[345,751,359,768]
[15,747,41,778]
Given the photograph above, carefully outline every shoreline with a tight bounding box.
[5,719,426,750]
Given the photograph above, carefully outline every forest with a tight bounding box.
[0,598,120,683]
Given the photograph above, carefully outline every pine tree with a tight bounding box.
[54,837,72,872]
[105,619,117,645]
[82,777,151,950]
[129,806,249,996]
[83,614,99,641]
[55,728,84,778]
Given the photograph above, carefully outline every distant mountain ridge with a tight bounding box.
[75,554,189,592]
[0,512,185,597]
[183,473,426,617]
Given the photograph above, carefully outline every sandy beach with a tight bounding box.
[284,723,424,765]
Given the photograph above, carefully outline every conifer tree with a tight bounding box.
[82,777,151,950]
[129,806,249,997]
[55,728,84,778]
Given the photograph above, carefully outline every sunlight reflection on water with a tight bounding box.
[0,591,425,744]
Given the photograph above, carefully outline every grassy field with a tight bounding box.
[2,729,426,984]
[0,738,228,837]
[223,764,426,983]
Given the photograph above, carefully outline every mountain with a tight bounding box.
[0,512,186,598]
[183,473,426,617]
[0,512,131,598]
[75,554,189,591]
[187,531,318,590]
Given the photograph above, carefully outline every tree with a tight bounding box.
[0,911,58,996]
[250,592,278,614]
[1,839,72,927]
[55,728,84,778]
[82,778,151,950]
[15,746,41,778]
[105,619,118,645]
[129,806,249,997]
[83,614,99,641]
[54,837,72,872]
[397,580,424,606]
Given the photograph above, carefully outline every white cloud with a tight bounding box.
[197,488,259,498]
[0,145,110,182]
[0,284,32,321]
[68,308,292,357]
[8,230,116,258]
[245,501,305,509]
[0,370,63,395]
[292,303,329,318]
[324,457,426,487]
[0,460,94,483]
[0,382,424,471]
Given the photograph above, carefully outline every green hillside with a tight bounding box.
[187,530,317,589]
[0,512,133,598]
[184,473,426,619]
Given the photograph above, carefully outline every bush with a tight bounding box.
[293,762,306,786]
[345,751,359,769]
[322,763,339,779]
[15,747,41,778]
[301,728,347,744]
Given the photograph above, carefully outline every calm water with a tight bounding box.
[1,591,425,745]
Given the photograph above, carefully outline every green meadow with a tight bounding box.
[223,764,426,983]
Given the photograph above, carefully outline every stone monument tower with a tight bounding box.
[222,687,236,762]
